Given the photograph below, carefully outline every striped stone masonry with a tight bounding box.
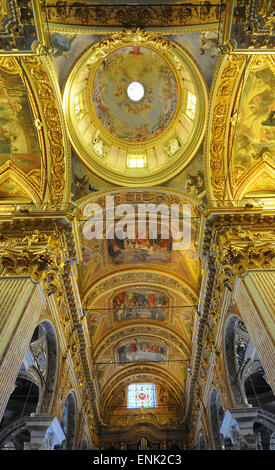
[234,272,275,395]
[0,278,44,421]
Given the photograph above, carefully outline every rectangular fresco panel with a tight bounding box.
[107,234,172,264]
[232,65,275,170]
[0,70,41,174]
[117,338,166,363]
[113,289,169,321]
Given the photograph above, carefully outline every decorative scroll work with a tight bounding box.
[206,54,246,203]
[0,0,38,52]
[41,1,226,28]
[0,231,65,296]
[226,0,275,51]
[22,56,68,206]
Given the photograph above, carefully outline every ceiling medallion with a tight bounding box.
[63,29,208,187]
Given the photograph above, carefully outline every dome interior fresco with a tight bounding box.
[0,0,274,452]
[91,46,178,142]
[63,30,209,186]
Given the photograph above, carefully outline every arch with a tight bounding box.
[0,418,30,450]
[224,314,275,414]
[34,320,59,415]
[208,388,224,450]
[224,314,247,406]
[101,364,184,412]
[93,323,189,363]
[81,438,89,450]
[84,269,197,310]
[61,391,77,450]
[244,369,275,414]
[198,432,207,450]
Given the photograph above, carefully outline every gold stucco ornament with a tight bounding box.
[63,29,208,187]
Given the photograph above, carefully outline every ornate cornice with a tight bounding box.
[222,0,275,52]
[0,0,38,53]
[41,1,226,29]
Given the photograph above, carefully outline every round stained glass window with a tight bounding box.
[137,391,148,403]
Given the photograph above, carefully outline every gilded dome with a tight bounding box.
[91,46,178,142]
[63,30,208,186]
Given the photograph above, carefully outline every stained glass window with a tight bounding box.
[127,383,157,409]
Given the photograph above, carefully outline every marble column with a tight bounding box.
[234,271,275,395]
[0,278,45,421]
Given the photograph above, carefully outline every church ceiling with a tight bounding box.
[1,0,274,441]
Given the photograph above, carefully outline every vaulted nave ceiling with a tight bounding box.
[0,0,274,447]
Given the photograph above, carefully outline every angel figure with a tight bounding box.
[199,31,220,58]
[71,173,97,201]
[185,171,204,195]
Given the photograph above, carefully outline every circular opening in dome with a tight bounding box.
[127,81,144,102]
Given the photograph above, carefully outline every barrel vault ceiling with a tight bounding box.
[0,0,274,445]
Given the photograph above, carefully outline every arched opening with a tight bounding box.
[61,392,77,450]
[81,438,89,450]
[198,433,207,450]
[224,315,249,405]
[0,321,59,450]
[0,375,39,450]
[35,321,58,414]
[244,370,275,413]
[209,388,224,450]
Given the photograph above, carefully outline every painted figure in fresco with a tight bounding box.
[71,172,97,201]
[159,388,169,403]
[232,66,275,168]
[118,338,166,363]
[199,31,220,58]
[0,71,41,177]
[92,46,177,142]
[185,170,204,196]
[107,233,172,264]
[51,33,76,58]
[113,290,169,321]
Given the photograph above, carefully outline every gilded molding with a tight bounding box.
[206,53,246,204]
[41,1,226,29]
[21,54,71,206]
[63,29,209,187]
[0,0,38,53]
